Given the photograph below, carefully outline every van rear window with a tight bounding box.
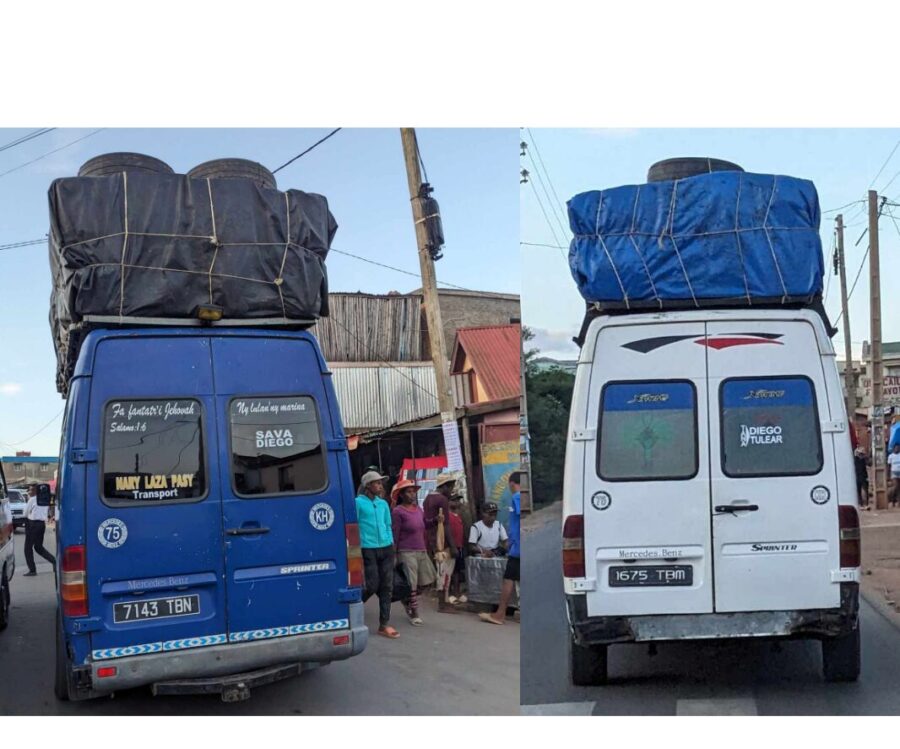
[720,376,822,477]
[230,396,327,496]
[598,380,698,481]
[102,399,206,504]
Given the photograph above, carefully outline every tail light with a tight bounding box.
[562,514,585,578]
[96,666,117,678]
[345,523,364,588]
[839,505,860,568]
[61,545,88,617]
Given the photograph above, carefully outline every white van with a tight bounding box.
[562,306,860,684]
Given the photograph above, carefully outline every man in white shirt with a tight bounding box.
[24,485,56,576]
[468,502,508,558]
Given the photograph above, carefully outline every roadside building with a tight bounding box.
[1,452,58,488]
[311,290,521,516]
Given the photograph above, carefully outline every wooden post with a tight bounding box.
[869,191,887,510]
[836,214,856,421]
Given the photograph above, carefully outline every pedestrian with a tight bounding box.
[889,445,900,508]
[480,472,521,626]
[23,485,56,577]
[391,479,435,626]
[468,502,508,557]
[355,470,399,639]
[446,496,467,604]
[854,447,870,509]
[423,473,458,612]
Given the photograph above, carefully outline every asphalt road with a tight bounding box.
[0,528,519,715]
[521,507,900,716]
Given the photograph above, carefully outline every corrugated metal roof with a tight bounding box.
[329,363,439,432]
[451,324,522,402]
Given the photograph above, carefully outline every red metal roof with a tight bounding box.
[451,324,521,402]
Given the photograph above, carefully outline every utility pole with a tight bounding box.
[399,129,460,467]
[869,191,887,510]
[835,215,856,420]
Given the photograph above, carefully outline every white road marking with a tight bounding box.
[521,701,597,716]
[676,697,758,716]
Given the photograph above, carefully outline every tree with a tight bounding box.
[524,331,575,506]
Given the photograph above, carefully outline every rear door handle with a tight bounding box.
[714,504,759,515]
[226,526,271,536]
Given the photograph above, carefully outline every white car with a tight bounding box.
[6,488,28,530]
[562,307,860,684]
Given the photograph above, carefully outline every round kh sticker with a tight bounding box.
[591,491,612,511]
[810,486,831,505]
[309,503,335,531]
[98,518,128,549]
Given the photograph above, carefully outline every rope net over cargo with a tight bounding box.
[49,171,336,393]
[567,171,824,311]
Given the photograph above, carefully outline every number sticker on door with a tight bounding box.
[98,518,128,549]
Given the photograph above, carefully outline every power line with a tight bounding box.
[520,240,568,250]
[271,128,342,174]
[0,407,65,448]
[871,137,900,188]
[0,128,56,155]
[329,246,470,290]
[0,236,46,252]
[834,244,869,327]
[527,179,566,262]
[525,144,568,243]
[0,129,104,179]
[822,199,865,215]
[524,128,569,240]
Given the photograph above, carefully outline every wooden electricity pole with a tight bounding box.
[868,191,887,510]
[836,215,856,420]
[399,129,459,462]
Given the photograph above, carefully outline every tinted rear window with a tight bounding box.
[598,380,698,481]
[102,399,206,504]
[230,396,327,496]
[720,376,823,477]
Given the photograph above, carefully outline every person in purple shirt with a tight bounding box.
[392,479,435,626]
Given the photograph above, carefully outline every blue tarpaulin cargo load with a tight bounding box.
[567,172,824,309]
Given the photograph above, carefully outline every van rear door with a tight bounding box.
[583,322,713,617]
[211,334,352,642]
[85,335,228,660]
[705,320,841,612]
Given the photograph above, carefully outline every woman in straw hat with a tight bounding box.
[391,479,435,626]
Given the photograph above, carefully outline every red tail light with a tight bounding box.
[345,523,364,588]
[562,514,585,578]
[61,545,88,617]
[332,634,350,646]
[96,667,117,678]
[839,505,860,568]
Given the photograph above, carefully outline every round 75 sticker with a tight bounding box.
[309,503,334,531]
[98,518,128,549]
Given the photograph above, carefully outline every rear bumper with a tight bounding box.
[567,583,859,645]
[82,602,368,696]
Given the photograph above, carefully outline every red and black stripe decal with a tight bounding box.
[624,333,783,353]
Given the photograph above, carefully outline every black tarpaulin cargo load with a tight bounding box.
[49,170,337,393]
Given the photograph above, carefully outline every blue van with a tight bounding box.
[54,325,367,701]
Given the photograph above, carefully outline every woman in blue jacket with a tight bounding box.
[355,471,399,639]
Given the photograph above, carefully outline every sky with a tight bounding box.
[521,128,900,363]
[0,128,518,456]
